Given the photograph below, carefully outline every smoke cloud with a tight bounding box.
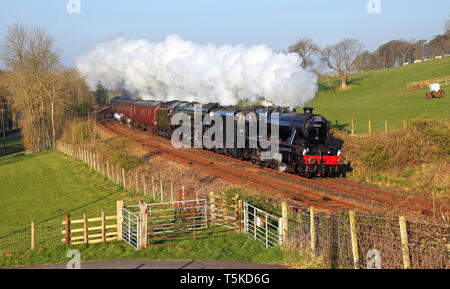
[76,34,318,107]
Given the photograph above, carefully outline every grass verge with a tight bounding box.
[0,234,322,269]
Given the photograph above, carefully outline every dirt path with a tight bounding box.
[13,259,287,269]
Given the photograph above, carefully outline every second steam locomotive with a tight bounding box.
[110,97,343,178]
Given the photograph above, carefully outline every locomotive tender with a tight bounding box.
[110,97,343,178]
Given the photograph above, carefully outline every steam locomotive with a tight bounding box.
[110,97,343,178]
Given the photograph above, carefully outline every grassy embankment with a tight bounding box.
[311,57,449,133]
[312,58,449,202]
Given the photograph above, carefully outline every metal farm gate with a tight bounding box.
[243,202,282,248]
[120,195,240,249]
[121,205,140,250]
[120,198,282,250]
[147,199,210,245]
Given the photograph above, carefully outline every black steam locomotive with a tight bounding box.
[111,97,344,178]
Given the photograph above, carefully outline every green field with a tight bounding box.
[0,132,319,268]
[0,131,130,228]
[310,58,450,133]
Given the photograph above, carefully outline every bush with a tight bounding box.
[100,137,142,170]
[360,144,388,170]
[71,120,96,143]
[411,119,450,159]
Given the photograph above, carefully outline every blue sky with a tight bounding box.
[0,0,449,66]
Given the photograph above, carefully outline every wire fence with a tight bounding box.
[286,208,449,269]
[0,211,117,254]
[0,220,61,253]
[406,75,450,91]
[329,118,412,135]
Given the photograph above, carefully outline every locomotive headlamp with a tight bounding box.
[337,150,342,156]
[302,149,307,156]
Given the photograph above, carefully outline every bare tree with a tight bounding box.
[288,38,319,70]
[353,51,371,72]
[321,39,362,90]
[410,39,427,61]
[1,24,61,152]
[397,40,413,64]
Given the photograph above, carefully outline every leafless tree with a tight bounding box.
[321,39,362,90]
[410,40,427,61]
[288,38,320,70]
[1,24,61,152]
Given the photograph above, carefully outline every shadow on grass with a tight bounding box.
[0,130,25,159]
[0,187,121,244]
[318,75,370,93]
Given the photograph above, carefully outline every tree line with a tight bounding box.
[0,24,99,153]
[288,20,450,90]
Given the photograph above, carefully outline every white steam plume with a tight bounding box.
[76,34,318,107]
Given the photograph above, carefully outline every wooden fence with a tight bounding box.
[285,203,448,269]
[332,119,408,135]
[61,201,123,245]
[56,142,193,204]
[407,75,450,91]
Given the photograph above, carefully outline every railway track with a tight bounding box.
[96,108,449,216]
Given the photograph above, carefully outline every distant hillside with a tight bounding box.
[309,57,450,133]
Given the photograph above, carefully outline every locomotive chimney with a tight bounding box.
[303,107,313,114]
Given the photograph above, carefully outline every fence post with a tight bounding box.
[31,221,35,250]
[101,211,106,242]
[210,192,216,221]
[368,120,372,134]
[106,161,110,180]
[160,179,164,202]
[310,206,316,255]
[385,120,388,134]
[152,176,155,200]
[138,200,148,250]
[403,120,406,129]
[237,199,243,233]
[171,182,174,202]
[122,169,126,188]
[281,201,289,245]
[243,202,248,234]
[116,200,123,241]
[83,212,88,245]
[349,211,360,269]
[192,204,196,241]
[65,214,71,244]
[143,176,147,196]
[399,216,411,269]
[135,171,139,193]
[233,194,239,232]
